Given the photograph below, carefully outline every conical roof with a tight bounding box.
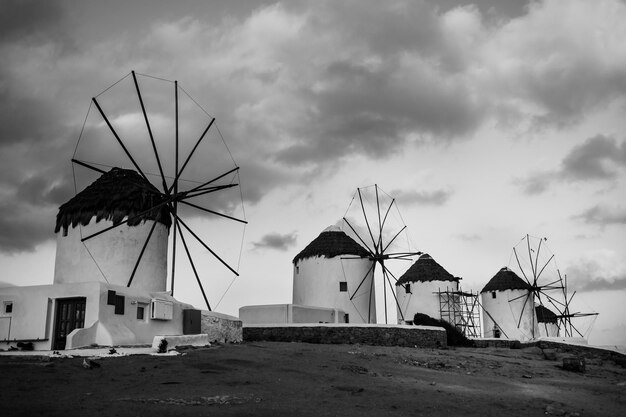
[480,267,531,293]
[535,304,558,324]
[55,167,171,235]
[396,253,459,285]
[292,226,370,264]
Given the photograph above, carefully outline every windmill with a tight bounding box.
[341,185,421,324]
[507,235,597,339]
[68,70,247,311]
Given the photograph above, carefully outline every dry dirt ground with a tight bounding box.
[1,341,624,417]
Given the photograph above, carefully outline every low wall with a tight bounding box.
[524,340,626,365]
[201,311,242,343]
[243,324,446,348]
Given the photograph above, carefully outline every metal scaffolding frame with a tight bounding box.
[437,287,481,338]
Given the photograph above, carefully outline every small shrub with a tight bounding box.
[413,313,474,347]
[157,338,168,353]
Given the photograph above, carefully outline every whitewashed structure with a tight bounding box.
[292,226,375,323]
[395,253,461,323]
[0,168,240,351]
[480,267,538,340]
[535,304,559,337]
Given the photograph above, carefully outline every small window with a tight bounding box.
[339,281,348,292]
[406,284,411,294]
[4,302,13,314]
[344,313,349,323]
[107,290,116,305]
[491,291,496,299]
[296,266,299,274]
[137,306,145,320]
[114,295,125,315]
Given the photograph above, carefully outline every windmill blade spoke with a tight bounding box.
[180,183,239,200]
[92,96,150,184]
[382,225,407,253]
[535,254,555,282]
[540,291,566,307]
[177,221,211,311]
[176,215,239,276]
[513,247,531,284]
[508,292,529,302]
[516,293,531,329]
[132,70,168,193]
[375,185,384,252]
[184,166,240,195]
[127,219,158,287]
[380,198,394,237]
[534,237,543,282]
[169,118,216,193]
[383,265,405,321]
[180,200,247,224]
[170,210,178,296]
[358,188,378,252]
[71,158,106,174]
[526,234,537,285]
[343,217,374,254]
[81,198,171,242]
[349,261,375,301]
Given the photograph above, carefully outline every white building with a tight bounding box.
[292,226,375,324]
[535,304,559,337]
[0,168,238,351]
[480,267,538,340]
[395,253,461,324]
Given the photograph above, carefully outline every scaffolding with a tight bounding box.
[437,287,481,338]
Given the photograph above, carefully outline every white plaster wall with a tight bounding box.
[481,289,538,340]
[537,322,559,338]
[239,304,289,324]
[54,218,168,292]
[239,304,346,324]
[293,256,376,323]
[0,281,193,350]
[0,282,102,349]
[396,280,459,323]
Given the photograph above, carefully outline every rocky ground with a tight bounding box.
[1,341,624,416]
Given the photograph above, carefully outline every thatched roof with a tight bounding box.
[55,167,171,235]
[480,267,531,293]
[535,304,558,324]
[292,226,370,264]
[395,253,459,285]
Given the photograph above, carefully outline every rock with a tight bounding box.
[543,349,557,361]
[562,357,586,373]
[82,359,101,369]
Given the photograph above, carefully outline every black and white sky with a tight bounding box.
[1,0,624,345]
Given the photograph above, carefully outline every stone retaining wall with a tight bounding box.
[243,324,446,348]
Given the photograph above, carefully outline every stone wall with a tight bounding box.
[243,324,446,348]
[201,311,242,343]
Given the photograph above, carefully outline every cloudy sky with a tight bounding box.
[1,0,625,346]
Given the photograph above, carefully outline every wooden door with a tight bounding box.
[53,298,86,350]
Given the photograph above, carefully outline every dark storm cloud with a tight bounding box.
[0,202,56,253]
[565,259,626,292]
[0,0,64,42]
[577,277,626,292]
[518,135,626,195]
[2,0,626,254]
[574,205,626,227]
[561,135,626,181]
[390,188,453,207]
[251,232,297,251]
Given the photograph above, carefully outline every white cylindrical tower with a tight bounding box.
[292,226,375,323]
[53,168,170,293]
[480,267,537,340]
[395,254,460,324]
